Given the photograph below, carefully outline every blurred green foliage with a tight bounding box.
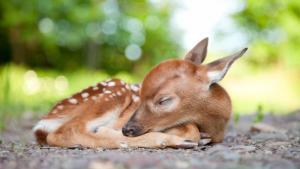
[1,0,300,127]
[0,0,181,74]
[0,0,183,129]
[233,0,300,69]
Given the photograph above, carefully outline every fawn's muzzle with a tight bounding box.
[122,123,144,137]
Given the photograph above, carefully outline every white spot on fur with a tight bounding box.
[86,108,120,132]
[116,91,122,96]
[57,105,64,110]
[130,85,139,92]
[98,93,104,97]
[120,81,125,85]
[109,95,113,98]
[125,84,130,90]
[121,88,126,92]
[68,98,78,104]
[107,81,116,86]
[104,98,109,101]
[100,82,107,86]
[132,94,140,102]
[33,118,68,133]
[91,96,97,100]
[92,86,99,90]
[104,90,112,94]
[83,98,89,102]
[81,92,89,98]
[112,93,116,97]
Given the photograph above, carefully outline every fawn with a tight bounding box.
[33,38,247,148]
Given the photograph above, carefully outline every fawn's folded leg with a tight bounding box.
[164,123,201,142]
[95,127,198,148]
[46,120,198,149]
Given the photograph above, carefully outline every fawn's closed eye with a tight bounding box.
[157,96,173,106]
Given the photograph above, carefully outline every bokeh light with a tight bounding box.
[125,44,142,61]
[23,70,41,95]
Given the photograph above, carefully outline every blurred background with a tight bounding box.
[0,0,300,127]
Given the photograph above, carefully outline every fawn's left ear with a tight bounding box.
[205,48,248,86]
[184,37,209,64]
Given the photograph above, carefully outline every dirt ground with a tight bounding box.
[1,111,300,169]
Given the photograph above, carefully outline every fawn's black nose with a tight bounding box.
[122,124,142,137]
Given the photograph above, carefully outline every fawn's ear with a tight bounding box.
[205,48,248,86]
[184,37,208,64]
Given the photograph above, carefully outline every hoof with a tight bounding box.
[177,140,198,149]
[200,132,211,138]
[198,138,212,146]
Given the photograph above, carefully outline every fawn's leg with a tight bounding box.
[95,127,198,148]
[164,123,212,145]
[200,115,227,143]
[47,119,197,148]
[164,123,201,142]
[46,120,120,148]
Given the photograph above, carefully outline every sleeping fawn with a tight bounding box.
[33,38,247,148]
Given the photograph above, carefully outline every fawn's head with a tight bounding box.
[122,38,247,137]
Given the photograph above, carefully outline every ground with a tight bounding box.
[1,111,300,169]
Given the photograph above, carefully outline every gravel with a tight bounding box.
[1,111,300,169]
